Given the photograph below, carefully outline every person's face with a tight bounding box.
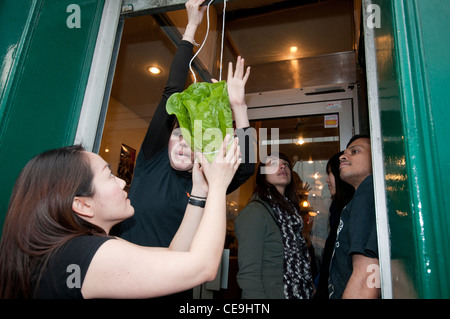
[339,138,372,189]
[84,152,134,229]
[168,128,194,171]
[264,156,291,194]
[326,169,336,197]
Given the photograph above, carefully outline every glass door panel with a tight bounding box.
[226,113,341,279]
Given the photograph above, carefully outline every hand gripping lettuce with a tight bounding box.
[166,81,234,162]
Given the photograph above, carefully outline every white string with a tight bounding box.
[219,0,227,81]
[188,0,227,83]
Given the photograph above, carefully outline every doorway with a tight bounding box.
[93,0,368,298]
[226,113,341,267]
[96,0,365,197]
[223,86,356,297]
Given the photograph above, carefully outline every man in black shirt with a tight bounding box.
[328,135,380,299]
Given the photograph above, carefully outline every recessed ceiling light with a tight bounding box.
[148,66,162,75]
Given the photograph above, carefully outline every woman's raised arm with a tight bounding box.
[81,136,241,298]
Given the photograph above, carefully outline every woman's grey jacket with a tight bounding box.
[235,196,285,299]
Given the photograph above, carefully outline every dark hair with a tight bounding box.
[0,145,106,298]
[171,115,180,130]
[346,134,370,148]
[326,151,355,228]
[254,152,301,216]
[327,151,355,211]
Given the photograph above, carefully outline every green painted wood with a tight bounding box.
[372,0,450,298]
[0,0,105,234]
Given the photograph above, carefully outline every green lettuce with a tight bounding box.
[166,81,233,162]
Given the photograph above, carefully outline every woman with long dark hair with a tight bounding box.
[314,151,355,299]
[235,153,313,299]
[0,137,240,298]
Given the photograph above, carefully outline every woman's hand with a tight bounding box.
[186,0,207,27]
[227,57,250,110]
[183,0,207,44]
[198,134,241,191]
[191,155,208,198]
[227,56,250,128]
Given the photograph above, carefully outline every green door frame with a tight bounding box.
[0,0,116,233]
[363,0,450,298]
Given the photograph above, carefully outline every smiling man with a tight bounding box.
[328,135,380,299]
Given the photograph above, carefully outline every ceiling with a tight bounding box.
[109,0,359,123]
[223,0,353,64]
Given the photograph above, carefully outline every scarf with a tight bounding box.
[269,195,313,299]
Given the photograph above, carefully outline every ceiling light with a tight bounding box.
[148,66,162,75]
[290,46,298,53]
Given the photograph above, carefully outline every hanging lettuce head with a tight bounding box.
[166,81,234,163]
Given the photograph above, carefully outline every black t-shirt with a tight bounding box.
[33,235,112,299]
[120,127,255,247]
[120,147,192,247]
[328,175,378,299]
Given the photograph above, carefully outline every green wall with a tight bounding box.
[0,0,105,233]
